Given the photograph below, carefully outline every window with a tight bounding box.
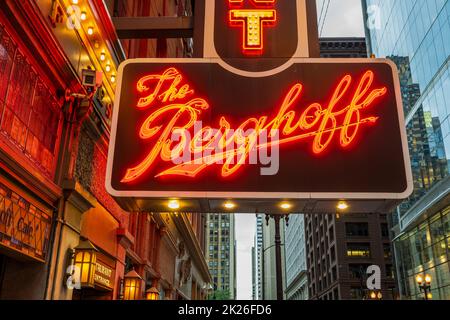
[330,245,336,262]
[333,288,339,300]
[346,223,369,237]
[350,287,364,300]
[328,226,334,242]
[331,266,337,282]
[386,264,395,279]
[381,223,390,238]
[348,264,371,278]
[0,28,61,177]
[383,243,392,259]
[347,243,371,257]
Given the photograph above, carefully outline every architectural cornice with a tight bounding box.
[0,139,62,207]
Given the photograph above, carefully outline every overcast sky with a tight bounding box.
[235,0,365,300]
[318,0,365,37]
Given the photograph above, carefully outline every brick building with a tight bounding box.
[0,0,209,300]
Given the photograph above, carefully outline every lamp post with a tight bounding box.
[123,270,144,300]
[416,274,432,300]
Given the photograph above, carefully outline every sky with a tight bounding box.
[317,0,365,37]
[235,0,366,300]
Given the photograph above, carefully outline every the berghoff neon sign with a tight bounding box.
[106,0,412,214]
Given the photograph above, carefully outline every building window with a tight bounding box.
[333,288,339,300]
[349,287,364,300]
[0,26,61,177]
[348,264,371,279]
[383,243,392,259]
[385,264,395,279]
[331,266,337,282]
[346,223,369,237]
[330,245,336,262]
[347,243,371,258]
[381,223,389,238]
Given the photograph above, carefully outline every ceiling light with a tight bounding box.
[224,201,236,210]
[280,202,292,210]
[337,201,349,211]
[168,200,180,210]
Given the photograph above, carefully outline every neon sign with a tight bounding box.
[228,0,277,55]
[120,67,387,183]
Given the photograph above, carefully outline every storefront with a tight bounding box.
[0,177,56,299]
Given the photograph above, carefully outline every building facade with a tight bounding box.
[0,0,210,300]
[304,38,396,300]
[284,214,308,300]
[253,214,264,300]
[306,212,397,300]
[363,0,450,300]
[261,216,287,300]
[205,214,236,300]
[319,37,368,58]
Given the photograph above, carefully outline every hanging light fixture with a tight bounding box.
[123,270,143,300]
[73,238,98,289]
[145,286,160,300]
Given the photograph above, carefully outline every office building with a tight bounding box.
[363,0,450,300]
[205,214,236,299]
[253,214,264,300]
[284,214,308,300]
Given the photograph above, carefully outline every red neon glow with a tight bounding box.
[229,0,276,6]
[121,68,387,183]
[228,0,277,54]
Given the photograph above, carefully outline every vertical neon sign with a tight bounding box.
[228,0,277,55]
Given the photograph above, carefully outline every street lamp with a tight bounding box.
[123,270,143,300]
[73,238,98,289]
[416,274,432,300]
[145,286,160,300]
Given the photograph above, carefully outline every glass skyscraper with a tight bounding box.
[363,0,450,300]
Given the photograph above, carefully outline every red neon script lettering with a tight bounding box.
[121,68,387,183]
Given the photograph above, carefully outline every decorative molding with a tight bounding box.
[0,140,61,207]
[173,213,211,282]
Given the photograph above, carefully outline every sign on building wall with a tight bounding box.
[0,180,52,262]
[106,0,412,213]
